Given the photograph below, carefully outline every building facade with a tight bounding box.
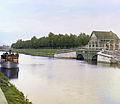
[88,31,120,50]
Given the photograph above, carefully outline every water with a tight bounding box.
[1,53,120,104]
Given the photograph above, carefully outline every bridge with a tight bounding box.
[54,48,120,64]
[54,48,101,61]
[76,49,100,61]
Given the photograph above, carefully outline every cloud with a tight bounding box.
[0,0,120,45]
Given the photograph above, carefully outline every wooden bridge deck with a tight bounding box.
[0,88,8,104]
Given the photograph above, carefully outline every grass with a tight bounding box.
[0,72,32,104]
[12,48,82,57]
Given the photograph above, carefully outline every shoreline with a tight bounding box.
[18,52,54,58]
[12,48,79,57]
[0,71,32,104]
[12,49,56,57]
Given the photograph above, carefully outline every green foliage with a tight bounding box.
[0,72,32,104]
[11,32,90,49]
[12,48,81,57]
[0,45,10,49]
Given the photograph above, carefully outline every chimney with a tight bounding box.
[110,31,112,35]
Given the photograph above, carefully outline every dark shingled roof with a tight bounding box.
[91,31,119,40]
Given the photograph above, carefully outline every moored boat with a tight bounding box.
[1,50,19,69]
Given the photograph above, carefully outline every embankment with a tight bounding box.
[54,51,76,59]
[12,49,79,57]
[0,71,32,104]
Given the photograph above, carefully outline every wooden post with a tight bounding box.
[109,41,111,50]
[97,40,99,47]
[104,43,106,50]
[113,40,115,50]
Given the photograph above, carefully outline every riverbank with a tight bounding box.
[0,71,32,104]
[12,49,80,57]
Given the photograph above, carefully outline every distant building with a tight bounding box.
[88,31,120,50]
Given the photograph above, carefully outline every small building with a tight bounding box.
[88,31,120,50]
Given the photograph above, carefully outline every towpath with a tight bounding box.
[0,88,8,104]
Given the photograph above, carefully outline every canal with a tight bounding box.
[1,52,120,104]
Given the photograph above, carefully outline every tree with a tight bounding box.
[11,32,90,49]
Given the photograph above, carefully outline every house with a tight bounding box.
[88,31,120,50]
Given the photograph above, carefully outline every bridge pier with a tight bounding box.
[97,51,117,64]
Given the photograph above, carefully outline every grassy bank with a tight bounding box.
[12,49,81,57]
[0,72,32,104]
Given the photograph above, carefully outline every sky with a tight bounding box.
[0,0,120,45]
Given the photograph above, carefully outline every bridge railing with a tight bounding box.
[77,47,103,51]
[103,50,120,57]
[55,47,104,54]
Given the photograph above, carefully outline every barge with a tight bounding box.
[1,50,19,69]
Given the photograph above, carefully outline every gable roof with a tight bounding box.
[91,31,119,40]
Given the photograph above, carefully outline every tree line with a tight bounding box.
[11,32,90,49]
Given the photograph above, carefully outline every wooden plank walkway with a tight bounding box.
[0,88,8,104]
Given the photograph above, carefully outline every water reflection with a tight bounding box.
[0,68,19,80]
[86,60,97,65]
[97,62,118,68]
[8,54,120,104]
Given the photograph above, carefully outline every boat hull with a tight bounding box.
[1,61,18,69]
